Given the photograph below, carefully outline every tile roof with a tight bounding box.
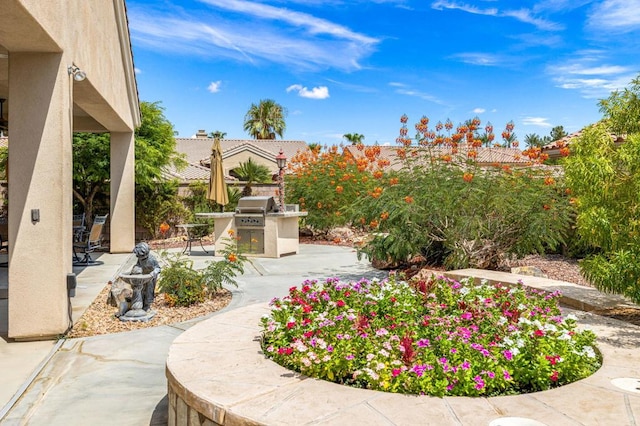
[541,128,626,151]
[176,138,308,165]
[342,144,529,171]
[171,138,309,183]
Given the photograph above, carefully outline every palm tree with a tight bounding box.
[234,158,272,196]
[209,130,226,139]
[343,133,365,145]
[549,125,568,141]
[243,99,287,140]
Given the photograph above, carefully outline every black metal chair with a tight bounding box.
[72,213,86,242]
[0,216,7,267]
[73,214,108,265]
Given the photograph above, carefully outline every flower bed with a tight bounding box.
[261,275,601,397]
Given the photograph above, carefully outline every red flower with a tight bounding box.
[550,370,559,382]
[534,329,545,337]
[286,322,296,329]
[336,300,345,307]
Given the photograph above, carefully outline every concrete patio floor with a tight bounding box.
[0,244,639,425]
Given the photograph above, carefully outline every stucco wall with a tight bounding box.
[10,0,138,132]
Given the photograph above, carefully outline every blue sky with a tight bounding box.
[127,0,640,145]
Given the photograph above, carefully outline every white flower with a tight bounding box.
[565,313,578,322]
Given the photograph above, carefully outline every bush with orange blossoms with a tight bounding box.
[287,144,385,232]
[345,114,573,270]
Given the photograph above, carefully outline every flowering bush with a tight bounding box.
[286,145,385,233]
[261,275,600,396]
[346,115,572,269]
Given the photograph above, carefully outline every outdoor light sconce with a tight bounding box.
[68,65,86,82]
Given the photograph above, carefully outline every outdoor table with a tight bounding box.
[176,224,209,255]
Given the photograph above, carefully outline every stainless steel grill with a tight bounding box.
[234,196,278,254]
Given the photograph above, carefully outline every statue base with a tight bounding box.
[119,309,156,322]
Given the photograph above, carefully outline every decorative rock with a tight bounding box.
[107,279,133,317]
[328,226,355,242]
[511,266,548,278]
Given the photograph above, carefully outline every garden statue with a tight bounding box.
[110,242,161,322]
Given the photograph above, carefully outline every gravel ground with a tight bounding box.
[501,253,590,286]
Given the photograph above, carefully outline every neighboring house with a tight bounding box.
[173,130,309,182]
[342,144,531,171]
[541,128,626,160]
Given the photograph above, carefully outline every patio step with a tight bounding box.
[445,268,640,312]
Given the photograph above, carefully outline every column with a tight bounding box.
[8,52,73,339]
[109,131,135,253]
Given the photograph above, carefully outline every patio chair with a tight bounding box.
[73,213,86,242]
[73,214,108,265]
[0,216,7,267]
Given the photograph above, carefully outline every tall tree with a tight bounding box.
[243,99,287,139]
[549,125,568,141]
[564,72,640,303]
[72,101,185,222]
[524,133,550,148]
[343,133,365,145]
[598,74,640,135]
[234,158,272,196]
[209,130,226,139]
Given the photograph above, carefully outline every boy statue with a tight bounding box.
[131,242,161,311]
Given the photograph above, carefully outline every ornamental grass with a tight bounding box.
[261,275,600,397]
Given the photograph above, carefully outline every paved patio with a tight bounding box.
[0,244,639,425]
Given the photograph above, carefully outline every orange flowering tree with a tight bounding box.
[286,144,387,233]
[346,115,572,269]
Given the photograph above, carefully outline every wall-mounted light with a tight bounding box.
[68,65,86,82]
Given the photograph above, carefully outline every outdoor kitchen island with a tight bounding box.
[196,196,307,258]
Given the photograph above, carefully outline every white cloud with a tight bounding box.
[286,84,330,99]
[450,53,502,66]
[208,81,222,93]
[588,0,640,32]
[522,117,553,128]
[473,108,486,114]
[431,1,562,31]
[547,53,636,98]
[128,1,379,72]
[134,67,142,74]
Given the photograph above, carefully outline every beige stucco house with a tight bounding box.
[0,1,139,339]
[173,131,308,183]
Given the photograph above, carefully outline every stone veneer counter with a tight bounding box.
[166,303,640,425]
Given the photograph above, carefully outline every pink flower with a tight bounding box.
[392,368,402,377]
[461,312,473,320]
[502,350,513,361]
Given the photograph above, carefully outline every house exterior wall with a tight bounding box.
[224,151,279,176]
[1,0,138,339]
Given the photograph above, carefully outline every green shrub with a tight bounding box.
[346,117,572,269]
[157,253,206,307]
[136,180,191,238]
[157,233,247,306]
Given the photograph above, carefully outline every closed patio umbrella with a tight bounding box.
[208,137,229,210]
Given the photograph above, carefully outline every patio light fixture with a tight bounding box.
[276,148,287,210]
[68,65,86,82]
